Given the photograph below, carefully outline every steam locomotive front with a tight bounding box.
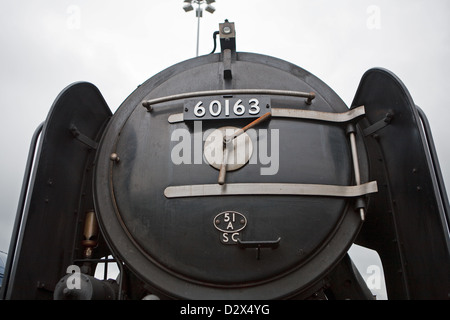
[92,21,376,299]
[4,20,447,301]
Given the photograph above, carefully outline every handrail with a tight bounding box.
[0,122,44,299]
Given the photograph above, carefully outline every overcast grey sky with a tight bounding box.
[1,0,449,299]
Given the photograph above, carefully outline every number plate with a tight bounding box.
[184,96,271,121]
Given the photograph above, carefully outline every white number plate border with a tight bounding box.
[184,96,271,121]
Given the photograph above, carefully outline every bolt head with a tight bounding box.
[223,26,231,34]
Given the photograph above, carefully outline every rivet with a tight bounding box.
[110,153,120,163]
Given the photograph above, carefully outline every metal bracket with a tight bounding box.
[164,181,378,199]
[70,125,98,150]
[237,237,281,260]
[223,48,232,80]
[219,20,236,52]
[363,112,393,136]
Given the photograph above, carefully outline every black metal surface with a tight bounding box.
[93,52,367,299]
[1,82,111,299]
[352,68,450,299]
[324,253,375,300]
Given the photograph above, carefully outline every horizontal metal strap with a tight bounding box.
[164,181,378,199]
[168,105,365,124]
[272,105,365,123]
[143,89,315,109]
[168,113,184,123]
